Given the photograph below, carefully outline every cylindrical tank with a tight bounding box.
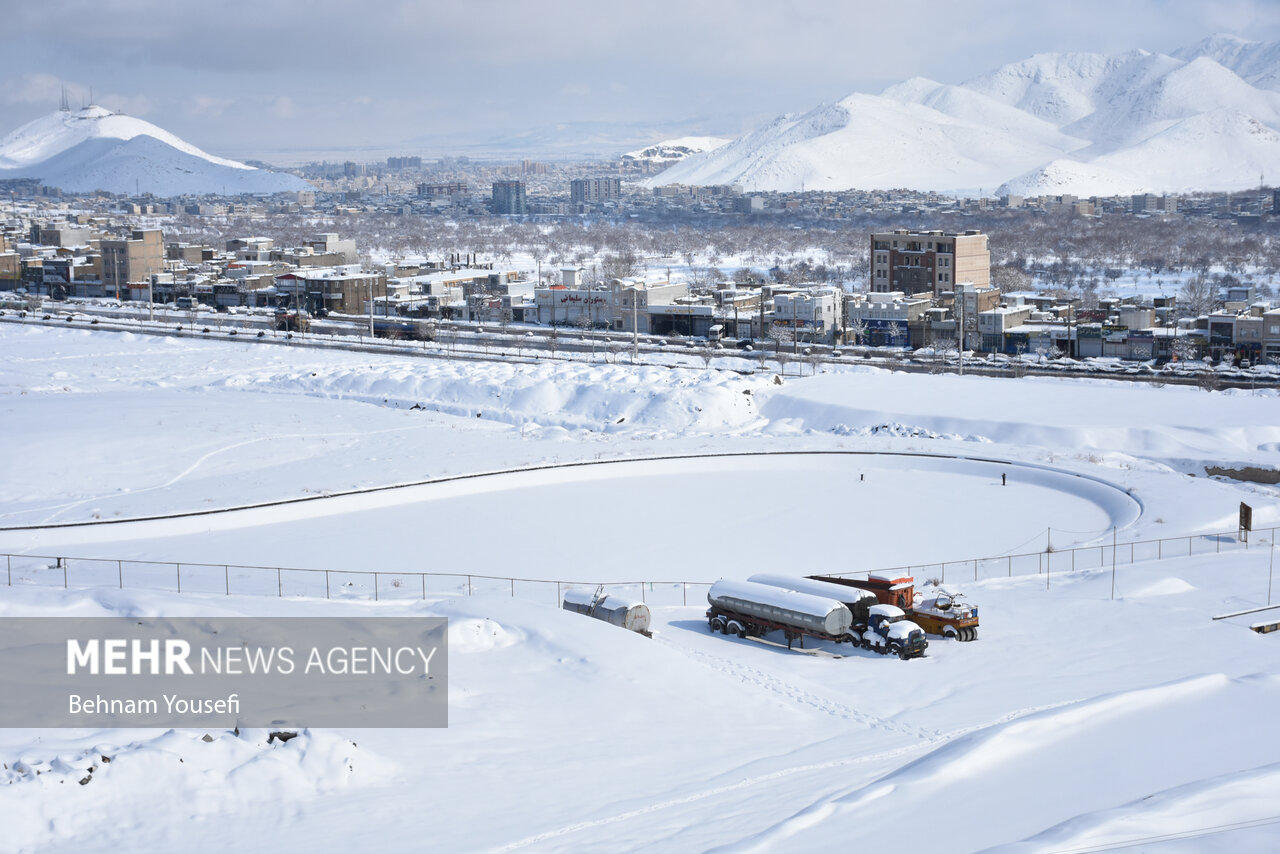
[708,579,852,638]
[747,573,878,622]
[562,589,651,634]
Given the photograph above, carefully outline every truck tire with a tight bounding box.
[710,617,726,634]
[943,626,959,640]
[840,633,858,645]
[727,620,744,638]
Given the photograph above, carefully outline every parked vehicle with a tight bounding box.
[749,574,928,658]
[810,573,979,641]
[706,579,852,650]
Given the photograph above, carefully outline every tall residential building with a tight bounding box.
[100,228,163,295]
[869,229,990,297]
[570,177,622,204]
[491,181,527,215]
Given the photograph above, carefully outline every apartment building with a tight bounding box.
[570,177,622,204]
[491,181,527,216]
[100,228,163,295]
[870,229,990,297]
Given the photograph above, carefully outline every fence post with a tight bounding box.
[277,567,282,597]
[224,565,229,595]
[422,574,426,600]
[683,582,687,606]
[1158,539,1162,560]
[1130,543,1134,563]
[1008,555,1011,577]
[117,560,123,589]
[374,572,379,601]
[511,578,515,597]
[467,575,472,596]
[176,564,181,594]
[64,560,68,589]
[7,554,11,587]
[974,560,978,581]
[556,581,560,605]
[327,570,331,600]
[941,563,946,583]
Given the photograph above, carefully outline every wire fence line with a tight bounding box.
[1,525,1273,608]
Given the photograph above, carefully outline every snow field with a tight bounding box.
[3,324,1280,852]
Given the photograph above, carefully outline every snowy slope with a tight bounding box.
[0,105,310,196]
[648,37,1280,195]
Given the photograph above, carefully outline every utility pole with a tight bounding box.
[957,289,965,376]
[368,277,374,338]
[630,285,639,364]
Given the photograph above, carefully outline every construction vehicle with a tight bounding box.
[810,572,979,641]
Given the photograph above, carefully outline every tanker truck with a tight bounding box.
[748,574,928,659]
[706,579,927,658]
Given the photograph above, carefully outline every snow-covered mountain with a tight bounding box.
[621,136,730,167]
[648,36,1280,196]
[0,105,311,196]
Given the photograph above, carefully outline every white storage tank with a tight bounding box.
[562,589,652,634]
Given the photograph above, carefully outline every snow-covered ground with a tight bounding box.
[2,324,1279,853]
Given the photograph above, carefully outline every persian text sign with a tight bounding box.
[0,617,448,728]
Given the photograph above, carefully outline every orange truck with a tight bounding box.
[808,572,979,641]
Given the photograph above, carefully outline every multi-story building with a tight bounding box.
[772,287,842,344]
[846,291,931,347]
[869,229,989,297]
[570,177,622,204]
[491,181,527,216]
[100,228,163,296]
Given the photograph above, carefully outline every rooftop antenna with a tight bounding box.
[60,85,70,112]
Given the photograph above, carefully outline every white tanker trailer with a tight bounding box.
[748,574,928,659]
[706,579,854,650]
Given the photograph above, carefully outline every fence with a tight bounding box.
[1,525,1274,607]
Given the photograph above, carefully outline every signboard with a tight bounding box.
[1240,502,1253,532]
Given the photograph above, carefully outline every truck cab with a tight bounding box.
[863,604,929,659]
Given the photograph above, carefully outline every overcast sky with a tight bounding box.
[4,0,1280,162]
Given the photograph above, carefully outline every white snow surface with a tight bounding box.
[0,106,311,196]
[648,36,1280,195]
[2,323,1280,852]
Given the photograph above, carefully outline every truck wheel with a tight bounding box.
[943,626,959,640]
[710,618,726,634]
[840,633,857,645]
[898,648,911,660]
[965,628,978,641]
[727,620,744,637]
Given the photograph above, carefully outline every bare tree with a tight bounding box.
[1179,274,1216,318]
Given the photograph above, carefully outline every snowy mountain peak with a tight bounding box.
[0,104,311,196]
[647,36,1280,196]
